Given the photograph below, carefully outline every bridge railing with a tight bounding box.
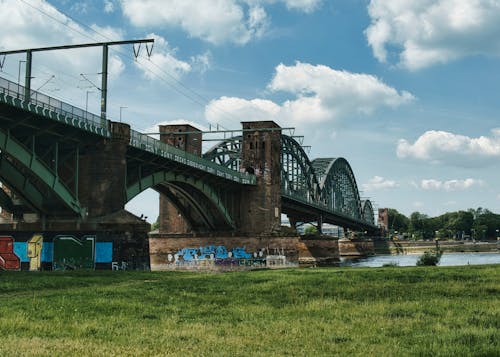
[129,130,256,185]
[0,76,106,130]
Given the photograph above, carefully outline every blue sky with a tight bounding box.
[1,0,500,223]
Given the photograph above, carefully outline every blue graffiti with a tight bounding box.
[177,248,199,261]
[174,245,255,262]
[197,245,229,259]
[232,247,252,259]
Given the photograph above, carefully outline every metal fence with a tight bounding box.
[129,129,256,185]
[0,75,254,184]
[0,76,106,129]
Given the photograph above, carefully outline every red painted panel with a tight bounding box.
[0,236,20,271]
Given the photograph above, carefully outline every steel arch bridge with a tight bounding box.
[0,75,376,234]
[204,135,376,231]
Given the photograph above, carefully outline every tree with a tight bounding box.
[304,225,318,235]
[387,209,409,233]
[473,210,500,239]
[151,216,160,231]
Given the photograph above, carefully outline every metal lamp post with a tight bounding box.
[17,60,26,92]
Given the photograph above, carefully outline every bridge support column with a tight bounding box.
[158,124,202,233]
[79,122,130,218]
[317,215,323,234]
[239,121,281,235]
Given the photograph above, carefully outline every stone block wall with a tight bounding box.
[149,234,345,270]
[239,121,282,235]
[297,237,340,266]
[338,239,375,257]
[158,124,202,234]
[79,122,130,218]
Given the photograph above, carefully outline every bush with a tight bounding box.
[382,262,399,267]
[416,250,442,266]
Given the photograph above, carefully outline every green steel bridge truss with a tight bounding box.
[0,75,375,232]
[0,77,253,228]
[204,135,376,230]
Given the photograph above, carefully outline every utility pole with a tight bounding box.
[0,39,154,127]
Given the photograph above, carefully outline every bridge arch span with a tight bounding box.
[280,135,321,204]
[203,136,241,171]
[203,134,375,228]
[126,171,235,231]
[361,199,375,226]
[312,157,363,220]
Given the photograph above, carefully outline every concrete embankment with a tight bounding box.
[374,239,499,255]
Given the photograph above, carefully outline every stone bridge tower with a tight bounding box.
[158,124,202,234]
[239,121,282,235]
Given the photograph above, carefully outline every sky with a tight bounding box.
[1,0,500,223]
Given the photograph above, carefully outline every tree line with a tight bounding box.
[387,208,500,240]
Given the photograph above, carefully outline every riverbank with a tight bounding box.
[1,266,498,355]
[341,252,500,267]
[374,239,499,255]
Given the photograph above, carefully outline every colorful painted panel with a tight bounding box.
[13,242,29,262]
[14,242,54,263]
[53,235,95,270]
[167,245,272,268]
[0,236,20,270]
[41,243,53,263]
[95,242,113,263]
[28,234,43,271]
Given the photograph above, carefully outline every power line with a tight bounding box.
[15,0,249,128]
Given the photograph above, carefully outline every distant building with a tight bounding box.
[378,208,389,235]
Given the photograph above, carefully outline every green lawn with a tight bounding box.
[1,266,499,356]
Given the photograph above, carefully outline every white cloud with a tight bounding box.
[206,96,281,127]
[190,51,212,74]
[121,0,269,45]
[90,24,124,42]
[70,2,89,15]
[362,176,399,192]
[0,0,84,50]
[413,201,424,208]
[419,178,483,191]
[397,128,500,166]
[0,0,126,102]
[206,62,414,128]
[104,0,115,13]
[134,33,191,80]
[261,0,323,13]
[366,0,500,70]
[120,0,322,45]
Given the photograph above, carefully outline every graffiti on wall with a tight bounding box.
[165,245,295,268]
[27,234,43,271]
[9,234,114,271]
[53,235,96,270]
[0,235,20,270]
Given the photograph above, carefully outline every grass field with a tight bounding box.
[1,265,499,356]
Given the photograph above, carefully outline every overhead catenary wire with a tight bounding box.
[15,0,244,129]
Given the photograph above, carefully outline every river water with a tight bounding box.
[340,252,500,268]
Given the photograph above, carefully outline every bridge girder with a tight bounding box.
[126,170,236,231]
[361,199,375,226]
[204,134,378,232]
[0,127,84,217]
